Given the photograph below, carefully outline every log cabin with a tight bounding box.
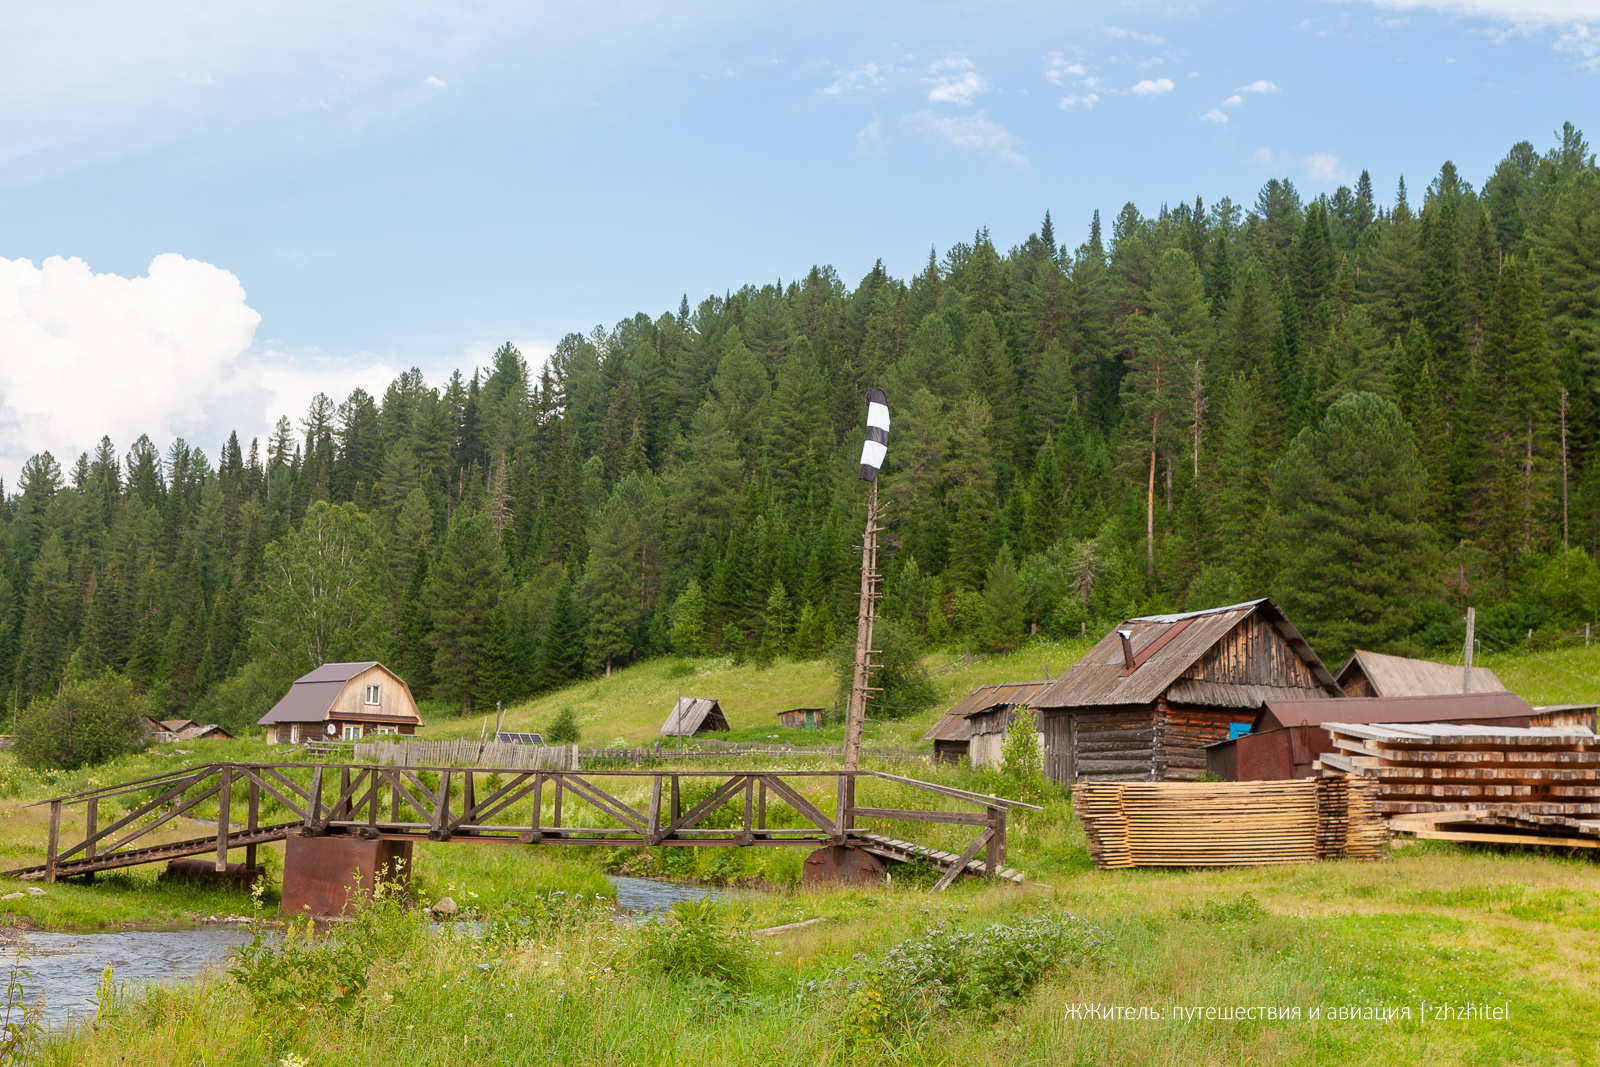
[921,680,1051,766]
[1028,599,1342,785]
[1336,649,1507,697]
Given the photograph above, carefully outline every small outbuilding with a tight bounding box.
[659,696,729,737]
[259,662,423,744]
[1205,690,1541,781]
[144,718,236,743]
[777,708,824,729]
[1028,599,1343,785]
[921,680,1051,765]
[1336,649,1507,697]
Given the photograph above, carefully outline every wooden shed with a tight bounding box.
[1206,691,1540,781]
[258,662,423,744]
[776,708,824,729]
[920,680,1051,765]
[659,697,729,736]
[1337,649,1507,697]
[1028,599,1342,785]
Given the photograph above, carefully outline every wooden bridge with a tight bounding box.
[3,762,1039,899]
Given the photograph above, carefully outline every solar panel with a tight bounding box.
[497,732,546,745]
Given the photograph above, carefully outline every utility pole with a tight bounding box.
[1462,606,1476,694]
[1560,386,1570,573]
[843,480,883,771]
[844,388,890,771]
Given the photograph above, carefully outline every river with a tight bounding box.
[0,875,720,1025]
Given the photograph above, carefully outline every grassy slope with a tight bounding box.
[417,636,1100,749]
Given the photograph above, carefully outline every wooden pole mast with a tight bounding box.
[843,480,882,771]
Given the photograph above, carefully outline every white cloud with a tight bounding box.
[1255,147,1279,166]
[856,114,884,154]
[0,254,264,480]
[1556,21,1600,67]
[423,75,447,88]
[1221,94,1244,107]
[904,109,1026,166]
[1201,108,1228,122]
[1061,92,1100,109]
[820,62,888,96]
[1237,79,1280,94]
[1305,152,1353,182]
[1360,1,1600,29]
[927,69,988,105]
[925,56,988,105]
[1129,77,1175,94]
[1045,53,1085,86]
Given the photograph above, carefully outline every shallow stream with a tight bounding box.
[1,874,723,1025]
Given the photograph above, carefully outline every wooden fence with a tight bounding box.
[322,737,933,769]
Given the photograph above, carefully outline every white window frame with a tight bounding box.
[377,726,397,736]
[343,724,363,742]
[364,684,381,706]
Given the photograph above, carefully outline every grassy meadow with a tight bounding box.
[0,639,1596,1063]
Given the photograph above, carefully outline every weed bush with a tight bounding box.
[815,910,1110,1040]
[637,898,756,990]
[1179,892,1265,924]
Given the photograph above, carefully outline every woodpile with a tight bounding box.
[1315,721,1600,848]
[1074,776,1388,869]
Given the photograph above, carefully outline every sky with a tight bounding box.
[1,0,1598,483]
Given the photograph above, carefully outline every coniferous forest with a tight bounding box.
[4,126,1600,734]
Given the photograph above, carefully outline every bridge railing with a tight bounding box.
[10,763,1041,890]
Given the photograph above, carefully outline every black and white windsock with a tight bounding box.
[858,387,889,482]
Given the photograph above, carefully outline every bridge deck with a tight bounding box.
[5,763,1040,891]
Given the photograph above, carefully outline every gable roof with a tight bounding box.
[257,662,416,726]
[659,697,728,736]
[1256,691,1534,731]
[922,680,1052,742]
[1030,599,1339,710]
[1336,649,1507,698]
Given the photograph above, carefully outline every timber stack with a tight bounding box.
[1315,721,1600,848]
[1074,776,1388,869]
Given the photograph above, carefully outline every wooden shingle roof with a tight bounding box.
[922,680,1052,742]
[1029,599,1339,710]
[1336,649,1507,698]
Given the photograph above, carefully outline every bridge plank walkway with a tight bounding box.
[3,763,1039,891]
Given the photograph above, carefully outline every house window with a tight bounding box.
[377,726,397,736]
[364,685,381,705]
[343,724,363,741]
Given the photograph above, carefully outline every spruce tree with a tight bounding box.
[428,510,507,713]
[1270,392,1437,660]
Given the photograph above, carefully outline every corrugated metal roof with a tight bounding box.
[297,661,382,684]
[921,680,1051,742]
[258,680,347,724]
[1030,598,1338,710]
[1258,691,1534,730]
[659,697,727,736]
[1336,649,1507,697]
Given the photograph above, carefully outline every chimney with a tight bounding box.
[1118,629,1136,671]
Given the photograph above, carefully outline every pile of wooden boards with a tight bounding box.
[1315,721,1600,849]
[1074,776,1388,869]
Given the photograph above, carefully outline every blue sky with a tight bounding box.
[0,0,1597,478]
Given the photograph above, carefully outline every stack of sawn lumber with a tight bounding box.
[1074,776,1388,870]
[1315,721,1600,848]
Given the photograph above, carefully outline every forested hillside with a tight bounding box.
[3,125,1599,733]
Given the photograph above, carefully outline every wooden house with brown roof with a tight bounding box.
[259,662,423,744]
[921,680,1051,765]
[1029,599,1342,785]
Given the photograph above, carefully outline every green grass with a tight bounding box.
[24,810,1600,1066]
[417,635,1100,750]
